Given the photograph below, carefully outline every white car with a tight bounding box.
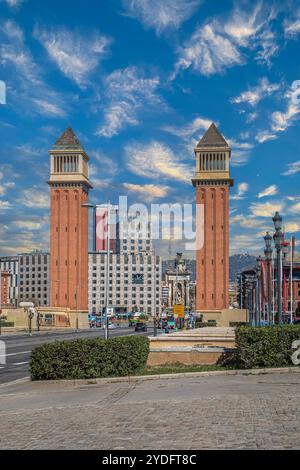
[103,322,116,329]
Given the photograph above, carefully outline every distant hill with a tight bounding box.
[162,254,256,282]
[229,254,256,281]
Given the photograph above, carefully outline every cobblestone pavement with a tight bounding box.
[0,371,299,450]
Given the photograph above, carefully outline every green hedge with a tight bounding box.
[229,322,249,328]
[235,325,300,369]
[30,335,150,381]
[0,321,14,327]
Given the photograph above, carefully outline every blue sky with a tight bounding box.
[0,0,300,258]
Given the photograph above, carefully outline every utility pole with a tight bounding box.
[104,201,111,340]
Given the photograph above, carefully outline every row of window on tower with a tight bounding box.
[198,153,228,172]
[53,155,79,173]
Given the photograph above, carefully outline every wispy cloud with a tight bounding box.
[173,2,278,77]
[0,20,66,117]
[34,26,111,88]
[90,151,119,177]
[271,81,300,132]
[255,130,277,143]
[122,0,202,35]
[2,0,24,8]
[125,140,193,183]
[231,182,249,200]
[96,66,163,137]
[282,160,300,176]
[255,80,300,143]
[162,116,212,140]
[17,187,49,209]
[258,184,278,198]
[250,200,284,217]
[284,9,300,38]
[284,221,300,233]
[231,77,280,107]
[123,183,170,202]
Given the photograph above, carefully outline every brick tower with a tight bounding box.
[48,128,92,311]
[192,123,234,311]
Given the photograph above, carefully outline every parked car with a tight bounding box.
[135,322,147,332]
[103,322,116,329]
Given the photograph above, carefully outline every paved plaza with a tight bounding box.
[0,370,299,450]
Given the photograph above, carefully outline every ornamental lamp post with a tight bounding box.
[272,212,284,324]
[256,256,263,326]
[264,232,273,325]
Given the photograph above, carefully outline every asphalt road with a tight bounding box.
[0,327,155,385]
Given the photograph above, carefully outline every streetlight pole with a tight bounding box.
[264,232,273,325]
[104,201,111,340]
[256,256,262,326]
[273,212,284,324]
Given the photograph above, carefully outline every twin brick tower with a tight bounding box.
[48,123,233,315]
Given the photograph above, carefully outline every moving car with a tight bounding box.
[135,322,147,332]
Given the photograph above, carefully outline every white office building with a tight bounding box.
[88,252,162,317]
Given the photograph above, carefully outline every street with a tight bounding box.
[0,370,299,449]
[0,327,154,385]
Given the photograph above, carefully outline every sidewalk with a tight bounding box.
[0,369,299,449]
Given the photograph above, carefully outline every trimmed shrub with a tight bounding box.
[229,322,249,327]
[30,335,150,381]
[0,321,14,327]
[235,325,300,369]
[206,320,217,327]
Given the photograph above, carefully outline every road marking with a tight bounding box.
[0,351,31,359]
[13,361,29,366]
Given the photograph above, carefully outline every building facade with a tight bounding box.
[88,252,161,316]
[18,251,50,307]
[0,256,18,307]
[48,127,92,311]
[192,123,234,311]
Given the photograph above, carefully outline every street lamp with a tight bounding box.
[273,212,284,324]
[256,256,263,326]
[264,232,273,325]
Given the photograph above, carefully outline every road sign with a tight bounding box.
[173,304,184,318]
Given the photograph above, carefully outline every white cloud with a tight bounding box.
[34,27,111,88]
[231,77,280,107]
[282,160,300,176]
[0,200,11,210]
[174,3,278,77]
[231,182,249,200]
[289,202,300,213]
[254,80,300,143]
[0,20,66,117]
[13,219,46,230]
[284,222,300,233]
[90,151,119,177]
[125,141,193,184]
[3,0,24,8]
[123,183,170,202]
[174,22,242,77]
[18,188,49,209]
[271,81,300,133]
[255,130,277,143]
[228,139,254,167]
[0,181,15,196]
[96,66,162,137]
[122,0,201,35]
[258,185,278,198]
[250,201,284,217]
[162,116,212,140]
[231,214,266,229]
[284,10,300,38]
